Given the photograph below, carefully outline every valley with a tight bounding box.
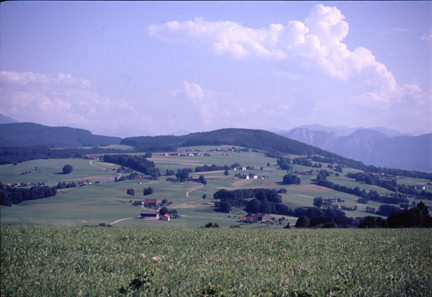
[1,144,431,228]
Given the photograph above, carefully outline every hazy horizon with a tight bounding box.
[1,1,431,136]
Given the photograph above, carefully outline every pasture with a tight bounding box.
[1,225,431,296]
[1,146,431,227]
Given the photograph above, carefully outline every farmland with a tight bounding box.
[1,145,432,227]
[2,225,432,296]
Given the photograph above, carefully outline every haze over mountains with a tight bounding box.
[278,128,431,173]
[0,113,430,172]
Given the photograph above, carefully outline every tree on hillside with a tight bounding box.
[176,168,191,182]
[282,174,301,185]
[143,187,153,196]
[387,201,432,228]
[198,175,207,185]
[127,188,135,196]
[295,216,310,228]
[62,164,73,174]
[159,207,169,216]
[313,197,324,208]
[224,169,229,176]
[217,201,232,213]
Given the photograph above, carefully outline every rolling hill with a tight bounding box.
[0,122,121,147]
[0,114,19,124]
[122,128,343,157]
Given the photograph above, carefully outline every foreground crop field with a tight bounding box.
[2,226,431,296]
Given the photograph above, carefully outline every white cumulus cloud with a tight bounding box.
[0,71,152,129]
[149,4,426,109]
[170,81,220,126]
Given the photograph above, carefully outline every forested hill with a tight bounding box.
[0,123,121,148]
[123,128,344,158]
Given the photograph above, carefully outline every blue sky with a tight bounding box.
[1,1,430,136]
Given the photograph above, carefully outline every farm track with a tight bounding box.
[89,160,121,178]
[109,217,135,225]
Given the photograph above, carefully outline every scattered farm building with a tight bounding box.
[143,199,161,207]
[255,213,273,222]
[240,213,273,223]
[160,214,170,221]
[139,210,160,220]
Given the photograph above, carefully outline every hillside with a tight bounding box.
[0,113,19,124]
[0,122,121,148]
[122,128,345,157]
[280,128,432,172]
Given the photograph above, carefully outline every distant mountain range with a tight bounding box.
[275,124,415,137]
[278,127,431,172]
[0,114,430,172]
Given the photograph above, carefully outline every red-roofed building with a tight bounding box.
[143,199,161,207]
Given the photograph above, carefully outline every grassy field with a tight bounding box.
[1,146,431,227]
[1,225,431,296]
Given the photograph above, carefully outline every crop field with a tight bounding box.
[1,225,431,297]
[1,146,431,227]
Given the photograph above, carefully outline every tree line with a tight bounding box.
[0,145,128,165]
[0,183,57,206]
[315,178,409,205]
[195,164,229,172]
[213,188,283,213]
[102,154,160,179]
[358,202,432,228]
[312,156,432,180]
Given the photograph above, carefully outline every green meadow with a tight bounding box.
[2,225,431,296]
[1,146,431,227]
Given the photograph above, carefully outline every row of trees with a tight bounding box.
[213,188,283,213]
[103,154,160,179]
[347,172,397,192]
[56,181,77,189]
[127,187,154,196]
[0,145,129,165]
[282,174,301,185]
[316,180,409,205]
[0,184,57,206]
[311,156,432,180]
[195,164,228,172]
[358,202,432,228]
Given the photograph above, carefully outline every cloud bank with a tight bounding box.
[0,71,152,129]
[149,4,426,109]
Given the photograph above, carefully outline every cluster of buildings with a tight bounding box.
[159,152,209,157]
[137,199,170,221]
[325,197,341,210]
[1,182,45,188]
[240,213,273,223]
[236,173,259,180]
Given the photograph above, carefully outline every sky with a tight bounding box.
[1,1,431,136]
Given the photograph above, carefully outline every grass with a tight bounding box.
[1,147,431,227]
[2,225,432,296]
